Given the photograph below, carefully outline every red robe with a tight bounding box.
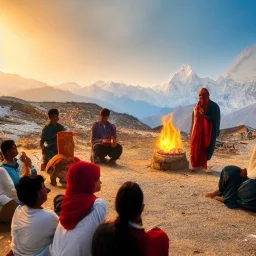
[190,103,212,168]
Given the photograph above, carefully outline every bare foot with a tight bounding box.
[214,196,224,203]
[205,168,212,174]
[190,167,198,172]
[205,191,216,198]
[205,190,219,198]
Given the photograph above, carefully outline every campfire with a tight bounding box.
[151,115,189,171]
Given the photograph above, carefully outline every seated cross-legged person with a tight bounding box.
[92,181,169,256]
[11,175,58,256]
[0,167,19,229]
[51,161,107,256]
[90,108,122,164]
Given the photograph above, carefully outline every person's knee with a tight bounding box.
[53,194,64,216]
[117,144,123,155]
[93,143,102,153]
[0,200,18,223]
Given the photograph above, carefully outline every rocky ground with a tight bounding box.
[1,131,256,256]
[0,98,256,255]
[0,97,151,142]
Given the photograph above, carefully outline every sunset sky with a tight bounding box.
[0,0,256,87]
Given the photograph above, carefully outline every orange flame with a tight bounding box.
[155,114,184,153]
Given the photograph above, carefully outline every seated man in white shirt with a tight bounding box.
[11,175,59,256]
[0,167,19,229]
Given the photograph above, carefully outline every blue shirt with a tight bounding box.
[1,162,20,185]
[1,162,37,185]
[90,121,116,145]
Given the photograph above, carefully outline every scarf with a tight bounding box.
[60,161,100,230]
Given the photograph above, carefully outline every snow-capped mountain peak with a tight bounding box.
[168,64,193,84]
[223,44,256,83]
[153,64,197,95]
[57,82,81,92]
[179,64,193,76]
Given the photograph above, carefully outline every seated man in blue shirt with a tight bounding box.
[0,140,37,185]
[90,108,122,164]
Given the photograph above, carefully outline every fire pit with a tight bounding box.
[151,149,189,170]
[151,115,189,171]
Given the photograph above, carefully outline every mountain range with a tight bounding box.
[0,44,256,129]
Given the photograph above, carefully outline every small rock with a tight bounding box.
[180,185,184,188]
[193,250,204,254]
[191,193,198,197]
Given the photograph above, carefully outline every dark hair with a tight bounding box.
[92,182,144,256]
[115,182,144,256]
[92,223,117,256]
[115,182,143,223]
[100,108,110,117]
[48,109,59,117]
[0,140,15,158]
[16,175,45,207]
[54,194,64,216]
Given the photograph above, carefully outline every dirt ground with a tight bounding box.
[1,136,256,256]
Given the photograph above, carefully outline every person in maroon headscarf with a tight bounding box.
[190,88,220,173]
[51,161,107,256]
[92,182,169,256]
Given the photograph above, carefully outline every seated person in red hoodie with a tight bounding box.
[92,181,169,256]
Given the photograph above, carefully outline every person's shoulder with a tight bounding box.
[147,227,169,252]
[57,123,65,129]
[94,198,107,210]
[41,209,59,221]
[12,205,23,217]
[41,123,50,131]
[147,227,169,239]
[0,166,6,173]
[210,100,220,108]
[0,166,10,179]
[92,199,108,218]
[92,121,100,127]
[106,121,113,126]
[93,222,116,239]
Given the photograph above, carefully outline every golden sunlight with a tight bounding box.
[155,114,184,154]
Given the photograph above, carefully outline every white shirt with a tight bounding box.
[11,205,59,256]
[51,199,107,256]
[0,167,19,212]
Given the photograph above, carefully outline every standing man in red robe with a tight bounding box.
[190,88,220,173]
